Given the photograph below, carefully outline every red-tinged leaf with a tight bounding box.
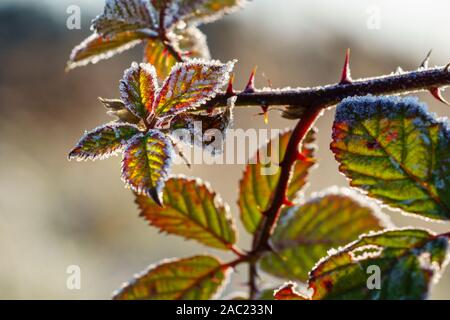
[238,129,317,234]
[92,0,157,37]
[331,95,450,220]
[175,0,246,25]
[135,177,236,250]
[274,283,307,300]
[151,59,235,119]
[305,229,449,300]
[120,62,159,119]
[69,123,140,160]
[122,130,173,205]
[66,32,144,71]
[113,255,230,300]
[144,27,211,79]
[260,189,389,281]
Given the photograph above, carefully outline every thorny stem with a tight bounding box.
[252,107,323,252]
[215,64,450,298]
[199,65,450,111]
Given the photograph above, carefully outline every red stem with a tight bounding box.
[252,106,323,251]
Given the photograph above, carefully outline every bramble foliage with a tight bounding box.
[69,59,234,205]
[66,0,244,75]
[68,0,450,300]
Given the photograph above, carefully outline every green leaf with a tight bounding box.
[238,129,317,234]
[122,130,173,205]
[66,32,144,71]
[92,0,157,37]
[135,177,237,250]
[306,229,449,300]
[69,123,140,160]
[120,62,159,119]
[331,95,450,220]
[113,255,229,300]
[144,27,211,79]
[260,190,389,281]
[151,59,235,119]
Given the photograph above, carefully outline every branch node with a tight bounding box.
[282,197,294,206]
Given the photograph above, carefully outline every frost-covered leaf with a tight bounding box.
[120,62,159,119]
[260,190,388,281]
[92,0,157,37]
[122,130,173,205]
[175,0,245,25]
[113,255,229,300]
[274,283,306,300]
[304,229,449,300]
[169,107,233,153]
[331,95,450,220]
[69,123,140,160]
[135,177,236,250]
[99,97,141,124]
[151,59,235,119]
[66,32,144,71]
[144,27,210,79]
[238,129,317,234]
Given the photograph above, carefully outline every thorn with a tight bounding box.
[282,197,294,206]
[444,63,450,72]
[266,243,287,261]
[429,87,450,106]
[419,49,433,69]
[296,152,314,163]
[226,73,235,96]
[261,105,269,124]
[395,66,404,75]
[339,48,352,84]
[244,66,257,93]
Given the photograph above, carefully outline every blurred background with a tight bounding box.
[1,0,450,299]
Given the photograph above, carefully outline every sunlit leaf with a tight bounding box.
[122,130,173,205]
[144,27,211,79]
[305,229,449,300]
[113,255,229,300]
[238,129,317,234]
[151,59,235,118]
[176,0,245,25]
[135,177,236,250]
[66,32,144,71]
[92,0,157,37]
[331,95,450,220]
[260,189,389,281]
[120,62,159,119]
[274,283,306,300]
[69,123,140,160]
